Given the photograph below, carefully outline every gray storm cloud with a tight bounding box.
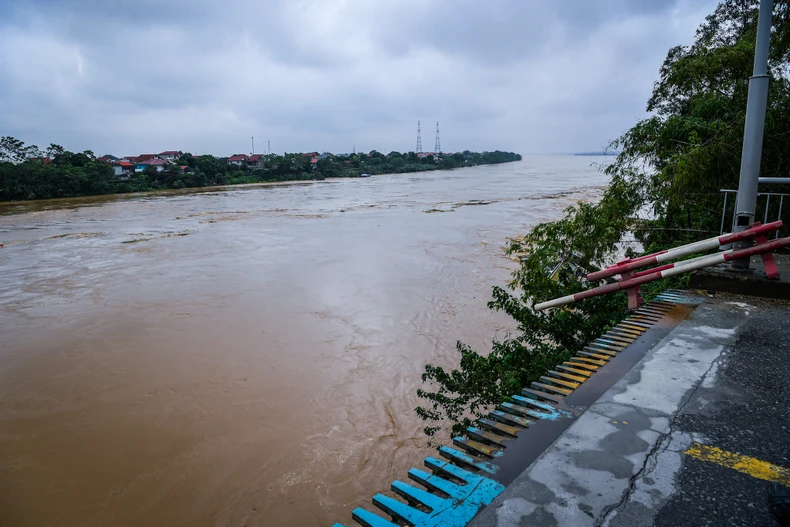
[0,0,717,156]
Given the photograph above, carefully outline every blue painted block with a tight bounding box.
[392,479,450,511]
[374,493,430,524]
[425,457,484,483]
[511,396,573,421]
[351,507,400,527]
[348,457,507,527]
[409,467,465,499]
[501,401,546,421]
[438,446,500,473]
[510,395,556,413]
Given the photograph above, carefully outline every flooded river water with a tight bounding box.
[0,155,611,526]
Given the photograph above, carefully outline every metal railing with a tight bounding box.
[720,189,788,237]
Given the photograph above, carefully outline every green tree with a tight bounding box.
[0,136,40,163]
[416,0,790,438]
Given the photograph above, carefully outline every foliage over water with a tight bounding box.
[416,0,790,437]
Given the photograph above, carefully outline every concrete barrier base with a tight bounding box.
[690,254,790,300]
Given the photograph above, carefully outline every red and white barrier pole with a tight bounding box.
[535,236,790,311]
[587,220,783,281]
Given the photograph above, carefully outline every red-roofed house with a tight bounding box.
[228,154,249,166]
[112,161,135,179]
[126,154,158,165]
[247,154,264,168]
[158,151,183,161]
[99,155,120,163]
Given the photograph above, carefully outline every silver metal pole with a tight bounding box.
[731,0,773,269]
[764,194,771,223]
[720,192,729,235]
[759,177,790,184]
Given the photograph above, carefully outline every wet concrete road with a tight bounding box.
[471,293,790,527]
[0,156,610,526]
[653,297,790,527]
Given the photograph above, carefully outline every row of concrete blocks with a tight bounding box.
[333,290,693,527]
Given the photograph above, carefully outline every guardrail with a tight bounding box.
[535,221,785,311]
[720,189,788,236]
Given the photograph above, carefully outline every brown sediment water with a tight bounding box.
[0,156,610,526]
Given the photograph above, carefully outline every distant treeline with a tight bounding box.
[0,136,522,201]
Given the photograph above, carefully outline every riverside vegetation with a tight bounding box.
[416,0,790,437]
[0,142,521,202]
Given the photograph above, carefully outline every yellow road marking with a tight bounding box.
[684,443,790,485]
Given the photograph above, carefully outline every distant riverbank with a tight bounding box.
[0,138,521,202]
[0,162,522,214]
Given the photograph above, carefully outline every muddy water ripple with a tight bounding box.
[0,156,611,525]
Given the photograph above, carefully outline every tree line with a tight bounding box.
[0,140,521,202]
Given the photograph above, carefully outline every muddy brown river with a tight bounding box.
[0,156,610,526]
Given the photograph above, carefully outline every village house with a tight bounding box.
[125,154,157,165]
[158,151,182,162]
[112,161,135,179]
[135,158,172,172]
[228,154,249,166]
[247,154,264,168]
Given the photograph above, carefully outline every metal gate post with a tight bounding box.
[731,0,774,269]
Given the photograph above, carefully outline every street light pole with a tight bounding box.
[731,0,773,269]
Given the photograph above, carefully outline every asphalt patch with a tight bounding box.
[654,299,790,527]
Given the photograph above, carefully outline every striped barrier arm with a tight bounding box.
[535,236,790,311]
[587,220,783,282]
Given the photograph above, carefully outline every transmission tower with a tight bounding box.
[434,121,441,153]
[416,120,423,153]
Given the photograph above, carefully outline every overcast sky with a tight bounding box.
[0,0,718,156]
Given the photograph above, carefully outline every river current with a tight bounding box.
[0,155,611,525]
